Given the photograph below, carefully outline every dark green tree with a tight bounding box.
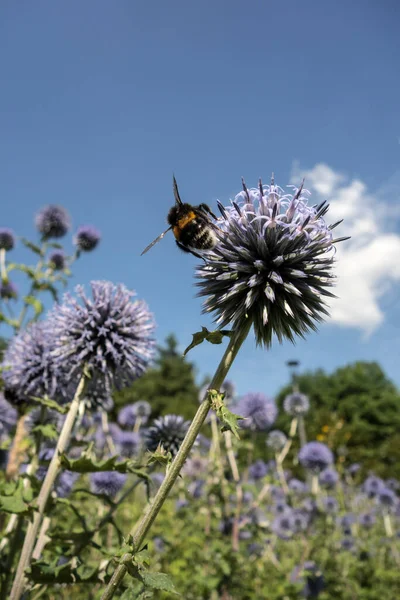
[113,334,200,420]
[274,361,400,478]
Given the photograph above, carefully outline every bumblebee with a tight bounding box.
[141,176,220,259]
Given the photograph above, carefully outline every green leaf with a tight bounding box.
[146,445,172,468]
[47,242,63,249]
[20,237,43,255]
[28,559,100,584]
[0,313,19,328]
[208,389,244,440]
[30,395,70,414]
[7,262,36,277]
[141,571,180,595]
[183,327,232,356]
[24,295,44,318]
[32,423,59,440]
[0,478,34,515]
[59,450,150,480]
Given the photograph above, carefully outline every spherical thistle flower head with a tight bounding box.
[289,478,307,494]
[378,487,398,509]
[0,281,18,300]
[319,467,339,488]
[363,475,384,498]
[182,456,208,478]
[298,441,334,473]
[271,512,295,540]
[196,176,346,346]
[0,393,18,438]
[49,281,155,395]
[35,205,71,239]
[145,414,190,456]
[115,430,141,458]
[359,512,376,529]
[117,401,151,428]
[90,471,127,498]
[323,496,339,514]
[283,392,310,416]
[237,392,277,431]
[0,228,16,251]
[266,430,287,452]
[248,459,269,480]
[2,321,67,406]
[340,537,355,552]
[49,250,66,271]
[74,225,101,252]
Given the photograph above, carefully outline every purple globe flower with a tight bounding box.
[196,176,346,346]
[283,392,310,416]
[115,431,141,458]
[48,281,155,395]
[248,459,269,480]
[298,442,333,472]
[323,496,339,514]
[347,463,361,476]
[288,478,307,494]
[145,414,190,456]
[35,205,71,239]
[49,250,66,270]
[340,537,355,552]
[117,401,151,428]
[182,456,208,478]
[266,430,287,452]
[0,393,18,438]
[0,281,18,299]
[378,487,398,509]
[237,392,277,431]
[74,225,101,252]
[90,471,127,497]
[271,511,295,539]
[363,475,384,498]
[0,228,15,251]
[359,512,376,528]
[319,467,339,488]
[2,321,68,405]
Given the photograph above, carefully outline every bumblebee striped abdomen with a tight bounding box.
[177,217,217,250]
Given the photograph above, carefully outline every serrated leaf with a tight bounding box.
[20,238,43,255]
[0,478,34,515]
[32,423,59,440]
[141,571,179,595]
[59,452,150,479]
[183,327,232,356]
[208,389,244,440]
[30,395,70,414]
[146,445,172,468]
[24,295,44,318]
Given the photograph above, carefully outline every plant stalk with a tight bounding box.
[100,319,252,600]
[9,374,87,600]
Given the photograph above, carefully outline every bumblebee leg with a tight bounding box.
[176,241,206,262]
[198,203,219,221]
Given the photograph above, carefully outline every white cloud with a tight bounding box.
[291,163,400,334]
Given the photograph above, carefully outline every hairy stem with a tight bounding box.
[100,319,252,600]
[9,374,87,600]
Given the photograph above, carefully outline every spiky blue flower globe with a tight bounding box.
[266,430,287,452]
[0,228,15,251]
[118,401,151,428]
[0,393,18,439]
[196,177,346,346]
[0,281,18,300]
[49,281,155,395]
[115,430,141,458]
[49,250,66,270]
[248,459,268,480]
[283,392,310,416]
[74,225,101,252]
[359,512,376,528]
[288,478,307,494]
[363,475,384,497]
[145,414,190,456]
[319,467,339,488]
[298,441,333,472]
[1,321,68,405]
[237,392,277,431]
[378,487,398,509]
[90,471,127,497]
[35,205,71,239]
[271,512,295,539]
[323,496,339,514]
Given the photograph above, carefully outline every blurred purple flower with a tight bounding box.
[115,430,141,458]
[359,512,376,529]
[266,430,287,452]
[237,392,277,431]
[248,459,268,480]
[145,414,190,456]
[323,496,339,514]
[319,467,338,488]
[35,205,70,239]
[0,281,18,300]
[90,471,127,497]
[0,228,15,251]
[363,475,384,498]
[0,393,18,438]
[298,442,333,472]
[49,250,66,270]
[118,401,151,428]
[283,392,310,416]
[74,225,101,252]
[271,512,294,539]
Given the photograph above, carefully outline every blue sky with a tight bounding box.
[1,0,400,397]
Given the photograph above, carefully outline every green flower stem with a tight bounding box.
[101,319,252,600]
[10,374,87,600]
[298,415,307,447]
[0,248,7,281]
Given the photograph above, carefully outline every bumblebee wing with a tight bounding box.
[141,226,173,256]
